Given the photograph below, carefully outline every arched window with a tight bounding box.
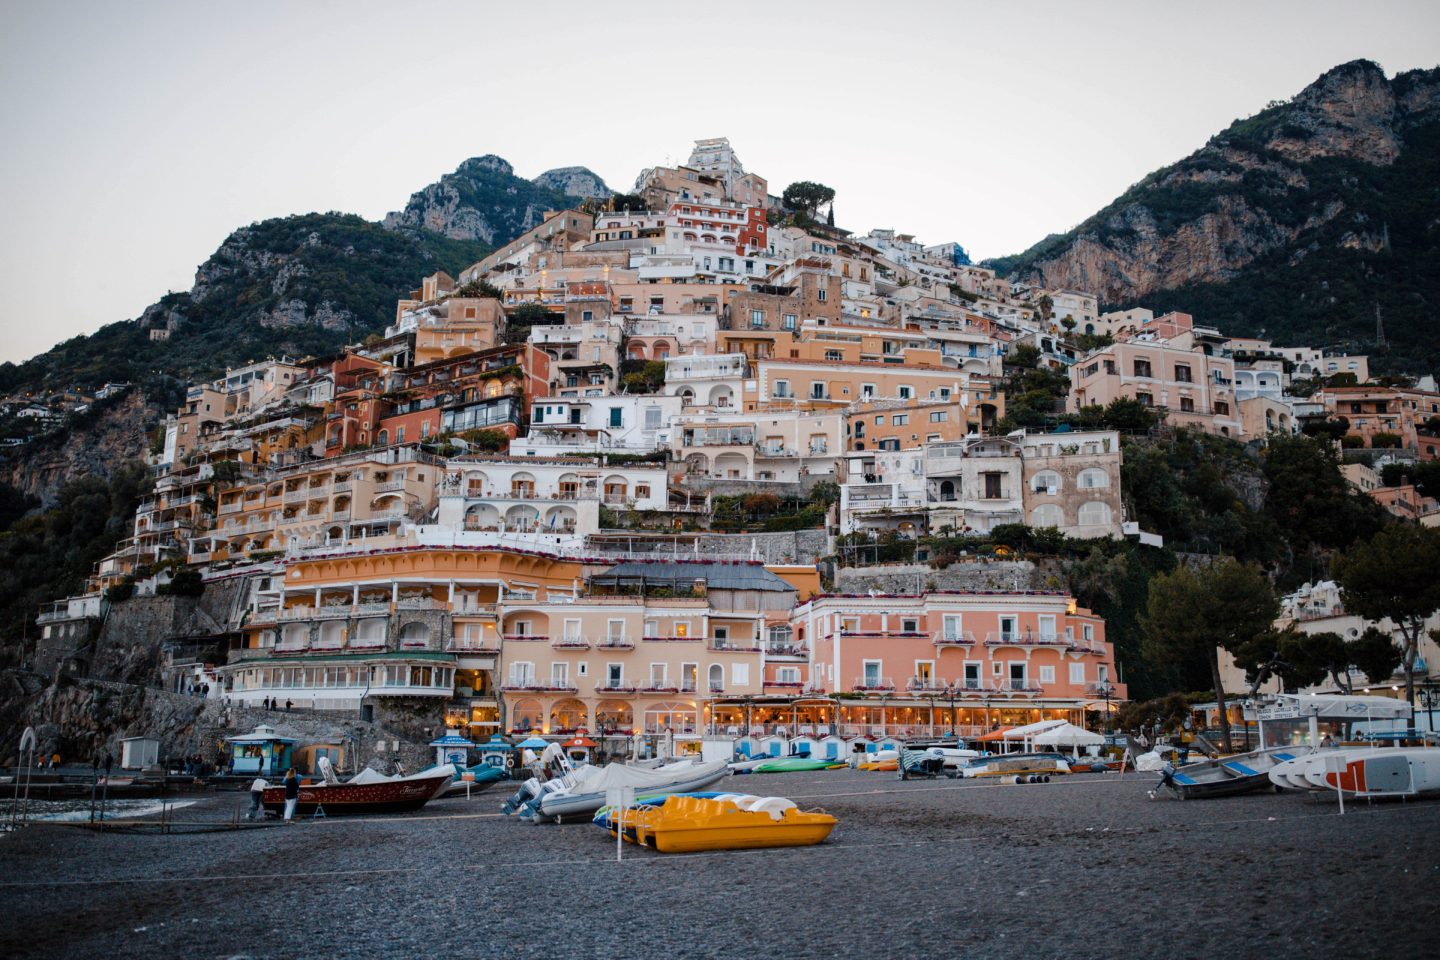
[1077,468,1109,490]
[708,663,724,693]
[376,429,388,446]
[938,479,956,501]
[1031,504,1064,528]
[398,621,431,648]
[1078,501,1112,527]
[1031,470,1062,494]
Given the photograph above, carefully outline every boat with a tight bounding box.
[502,757,730,823]
[1157,746,1301,799]
[261,764,456,816]
[959,753,1072,779]
[1269,747,1440,798]
[600,793,837,853]
[751,757,845,773]
[439,763,508,796]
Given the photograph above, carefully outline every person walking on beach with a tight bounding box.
[285,699,293,712]
[282,767,300,822]
[248,776,269,819]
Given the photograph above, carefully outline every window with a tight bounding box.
[1031,504,1063,528]
[897,385,913,400]
[963,662,981,689]
[1039,665,1055,684]
[1215,401,1230,415]
[750,309,765,328]
[1179,397,1195,412]
[732,663,750,686]
[902,618,919,633]
[582,310,593,322]
[644,407,662,430]
[1083,624,1094,643]
[810,382,826,400]
[1077,468,1108,489]
[783,314,797,331]
[942,615,963,642]
[1136,392,1153,407]
[1134,359,1152,378]
[862,660,882,685]
[609,408,623,428]
[825,350,843,361]
[773,380,791,398]
[817,289,828,302]
[1070,663,1086,684]
[1078,501,1112,526]
[1175,363,1192,383]
[893,414,909,426]
[929,410,947,423]
[1032,471,1061,494]
[999,616,1017,641]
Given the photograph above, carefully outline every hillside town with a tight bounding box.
[28,138,1440,750]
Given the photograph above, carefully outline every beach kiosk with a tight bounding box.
[788,733,821,758]
[561,735,597,765]
[226,724,297,776]
[756,734,785,757]
[818,734,846,761]
[119,736,160,771]
[429,731,476,768]
[478,734,515,771]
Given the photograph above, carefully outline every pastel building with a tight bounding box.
[496,561,797,737]
[1070,327,1242,437]
[790,591,1123,737]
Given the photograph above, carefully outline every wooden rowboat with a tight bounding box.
[263,767,454,816]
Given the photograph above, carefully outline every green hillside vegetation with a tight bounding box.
[0,214,490,396]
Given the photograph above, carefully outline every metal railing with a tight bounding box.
[852,676,895,692]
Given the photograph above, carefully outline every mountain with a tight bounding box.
[989,60,1440,374]
[0,157,610,506]
[381,155,607,240]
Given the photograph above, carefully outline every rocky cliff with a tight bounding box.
[991,60,1440,373]
[1,390,161,507]
[381,155,609,242]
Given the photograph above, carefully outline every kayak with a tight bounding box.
[752,757,845,773]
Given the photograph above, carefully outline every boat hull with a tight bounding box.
[263,772,452,816]
[644,820,835,853]
[536,765,730,822]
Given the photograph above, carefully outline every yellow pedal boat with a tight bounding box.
[618,794,837,853]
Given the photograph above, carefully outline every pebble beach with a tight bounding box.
[2,768,1436,959]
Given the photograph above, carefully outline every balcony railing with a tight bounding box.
[933,631,977,647]
[551,638,591,650]
[594,680,637,694]
[639,681,679,693]
[996,679,1043,694]
[595,638,635,650]
[763,680,804,690]
[375,479,407,493]
[984,632,1065,647]
[501,678,577,693]
[905,677,949,693]
[446,638,499,654]
[396,597,446,611]
[852,676,895,692]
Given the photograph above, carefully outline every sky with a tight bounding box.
[1,0,1437,364]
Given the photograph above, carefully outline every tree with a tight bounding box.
[781,181,836,221]
[1333,524,1440,704]
[608,192,647,212]
[1142,559,1278,748]
[1262,433,1385,554]
[1036,295,1054,325]
[1101,397,1157,433]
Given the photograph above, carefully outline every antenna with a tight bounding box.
[1375,304,1385,346]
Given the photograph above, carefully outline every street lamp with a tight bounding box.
[947,687,959,739]
[1094,681,1114,734]
[1419,681,1440,739]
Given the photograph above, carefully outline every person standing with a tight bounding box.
[282,767,300,822]
[248,776,269,819]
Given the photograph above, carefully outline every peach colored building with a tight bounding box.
[1070,331,1242,437]
[781,592,1121,737]
[1319,385,1440,458]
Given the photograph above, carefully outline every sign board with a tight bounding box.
[605,786,635,861]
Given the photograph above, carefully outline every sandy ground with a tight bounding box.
[0,768,1435,959]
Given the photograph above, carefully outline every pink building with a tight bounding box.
[788,591,1124,737]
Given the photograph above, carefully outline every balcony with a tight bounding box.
[333,480,353,493]
[905,677,949,694]
[642,635,702,643]
[710,641,762,653]
[551,637,592,650]
[984,631,1065,648]
[595,638,635,650]
[708,681,726,694]
[763,680,804,691]
[396,597,446,611]
[501,678,577,693]
[594,680,637,694]
[639,681,680,694]
[852,676,896,692]
[446,638,499,654]
[933,631,977,648]
[283,490,309,504]
[996,679,1043,694]
[374,479,407,493]
[764,643,809,658]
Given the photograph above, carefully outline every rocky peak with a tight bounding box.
[1265,59,1401,165]
[456,154,514,177]
[533,166,612,200]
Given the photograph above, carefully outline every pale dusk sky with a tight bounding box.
[1,0,1437,363]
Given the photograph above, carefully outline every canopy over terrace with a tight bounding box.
[1258,693,1414,747]
[1031,722,1104,752]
